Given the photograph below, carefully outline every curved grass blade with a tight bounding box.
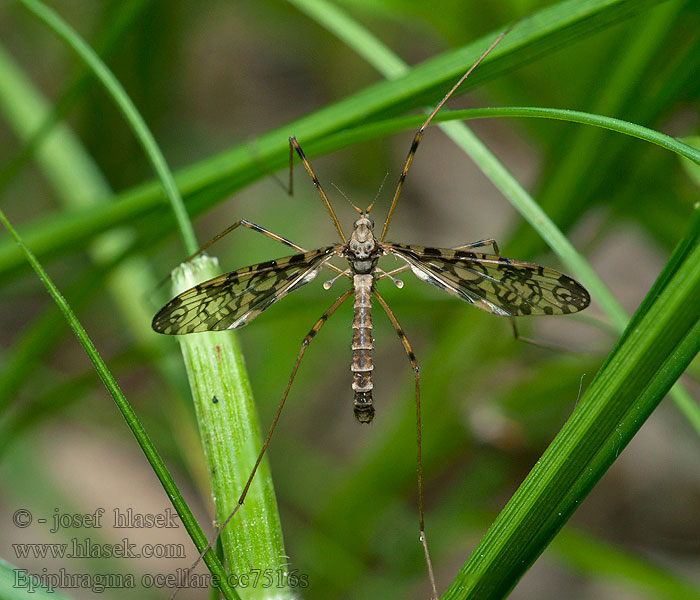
[0,23,212,496]
[18,0,198,255]
[443,206,700,599]
[0,208,239,600]
[0,0,673,277]
[170,256,294,600]
[14,4,292,591]
[0,557,75,600]
[0,0,151,200]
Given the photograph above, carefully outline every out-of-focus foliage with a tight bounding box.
[0,1,698,599]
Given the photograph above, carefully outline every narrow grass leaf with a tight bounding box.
[0,558,75,599]
[443,207,700,598]
[0,208,239,600]
[0,0,672,276]
[169,255,292,600]
[18,0,198,254]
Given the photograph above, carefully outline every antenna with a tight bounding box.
[366,171,389,214]
[331,182,363,214]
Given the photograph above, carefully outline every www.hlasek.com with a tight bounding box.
[14,568,310,593]
[13,537,185,560]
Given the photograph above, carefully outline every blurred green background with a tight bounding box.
[0,0,699,599]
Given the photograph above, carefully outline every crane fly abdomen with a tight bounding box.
[351,273,375,423]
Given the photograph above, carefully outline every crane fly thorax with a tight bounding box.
[346,215,382,274]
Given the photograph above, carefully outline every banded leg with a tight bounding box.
[289,136,347,242]
[154,219,322,293]
[379,30,508,242]
[183,290,353,578]
[184,218,307,263]
[373,289,438,600]
[159,218,349,292]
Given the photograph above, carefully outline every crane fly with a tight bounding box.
[152,29,590,599]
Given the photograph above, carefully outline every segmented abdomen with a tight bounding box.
[351,274,374,423]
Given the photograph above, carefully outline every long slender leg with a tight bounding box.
[183,218,306,264]
[373,289,438,600]
[179,289,353,585]
[244,137,340,234]
[289,136,347,243]
[379,30,508,242]
[288,133,294,195]
[260,133,293,196]
[509,318,596,353]
[154,219,319,293]
[158,218,349,293]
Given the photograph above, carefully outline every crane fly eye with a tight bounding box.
[369,218,375,228]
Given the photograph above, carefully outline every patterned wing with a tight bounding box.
[387,243,590,316]
[153,246,339,334]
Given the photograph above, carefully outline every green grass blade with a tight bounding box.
[443,206,700,598]
[551,528,700,600]
[0,21,211,493]
[0,0,672,277]
[0,558,75,599]
[680,136,700,186]
[18,0,198,255]
[432,107,700,169]
[0,208,239,600]
[5,7,290,592]
[170,256,292,600]
[0,42,110,204]
[0,0,150,199]
[514,0,686,257]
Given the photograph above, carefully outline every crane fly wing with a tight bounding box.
[153,246,340,334]
[386,243,590,317]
